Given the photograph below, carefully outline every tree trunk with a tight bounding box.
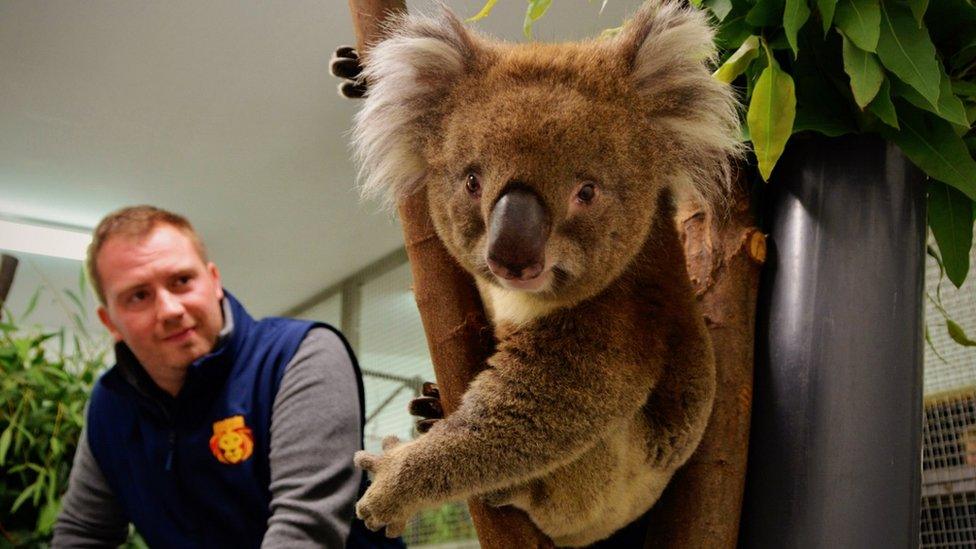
[645,175,762,548]
[346,2,554,547]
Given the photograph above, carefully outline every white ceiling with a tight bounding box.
[0,0,641,331]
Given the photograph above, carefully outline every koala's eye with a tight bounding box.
[465,172,482,197]
[576,183,596,204]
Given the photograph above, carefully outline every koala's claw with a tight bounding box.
[329,45,367,98]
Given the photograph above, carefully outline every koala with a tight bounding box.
[350,1,741,546]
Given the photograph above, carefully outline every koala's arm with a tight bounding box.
[354,309,663,534]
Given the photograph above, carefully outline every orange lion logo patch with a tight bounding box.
[209,415,254,465]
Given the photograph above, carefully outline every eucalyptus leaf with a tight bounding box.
[867,78,899,128]
[748,44,797,180]
[841,34,884,107]
[952,79,976,99]
[523,0,552,39]
[746,0,785,26]
[928,180,973,288]
[716,15,755,51]
[877,1,941,105]
[904,0,928,26]
[784,0,811,58]
[703,0,734,22]
[714,35,761,83]
[890,72,970,127]
[947,319,976,346]
[880,101,976,201]
[834,0,881,52]
[818,0,839,35]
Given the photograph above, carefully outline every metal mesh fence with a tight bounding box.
[353,257,480,548]
[922,234,976,547]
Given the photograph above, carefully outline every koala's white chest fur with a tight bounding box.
[477,281,562,326]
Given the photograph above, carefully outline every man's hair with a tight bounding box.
[87,205,209,304]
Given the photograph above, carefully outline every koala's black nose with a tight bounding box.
[487,186,549,281]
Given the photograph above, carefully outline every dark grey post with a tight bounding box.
[740,134,925,548]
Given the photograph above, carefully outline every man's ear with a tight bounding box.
[353,6,484,211]
[97,305,123,342]
[208,262,224,301]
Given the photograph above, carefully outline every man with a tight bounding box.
[53,205,396,548]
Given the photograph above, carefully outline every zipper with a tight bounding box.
[165,430,176,471]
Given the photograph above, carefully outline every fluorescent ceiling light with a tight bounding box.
[0,219,92,261]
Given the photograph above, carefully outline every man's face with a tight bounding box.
[96,224,224,377]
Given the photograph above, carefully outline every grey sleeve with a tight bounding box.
[51,427,129,548]
[262,327,364,549]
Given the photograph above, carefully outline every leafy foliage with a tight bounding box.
[0,279,111,547]
[704,0,976,287]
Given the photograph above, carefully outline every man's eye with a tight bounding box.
[176,276,191,286]
[129,291,148,303]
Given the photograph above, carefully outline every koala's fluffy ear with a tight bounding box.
[352,9,479,210]
[613,0,744,208]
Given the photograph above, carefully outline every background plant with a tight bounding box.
[0,273,110,548]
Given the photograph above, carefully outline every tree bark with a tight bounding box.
[645,177,762,548]
[346,1,554,547]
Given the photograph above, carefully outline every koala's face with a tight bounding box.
[423,50,667,304]
[355,5,740,306]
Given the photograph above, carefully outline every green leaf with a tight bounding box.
[466,0,499,22]
[841,34,884,107]
[947,319,976,346]
[11,477,40,513]
[37,498,60,534]
[935,69,970,127]
[877,1,941,105]
[690,0,703,6]
[716,15,755,51]
[953,79,976,99]
[867,78,899,128]
[703,0,734,22]
[784,0,812,58]
[928,180,973,287]
[880,101,976,200]
[746,0,785,26]
[714,35,761,83]
[834,0,881,52]
[22,287,43,321]
[748,43,797,180]
[0,425,12,465]
[523,0,552,39]
[793,24,859,136]
[890,72,970,127]
[925,323,949,364]
[905,0,928,26]
[818,0,839,34]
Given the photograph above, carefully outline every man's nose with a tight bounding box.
[156,290,185,320]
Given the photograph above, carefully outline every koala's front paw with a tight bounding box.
[354,436,412,537]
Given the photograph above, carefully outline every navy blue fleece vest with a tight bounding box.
[85,293,370,548]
